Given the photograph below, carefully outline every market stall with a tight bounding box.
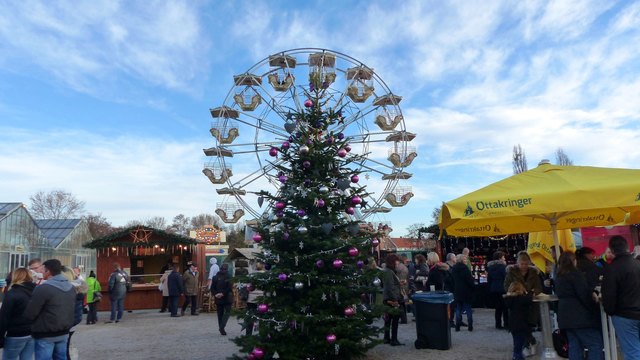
[84,226,197,311]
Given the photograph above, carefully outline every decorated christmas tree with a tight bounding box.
[231,88,384,359]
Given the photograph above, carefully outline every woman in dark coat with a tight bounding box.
[381,253,404,346]
[504,282,533,360]
[424,252,450,291]
[575,247,603,290]
[555,252,603,360]
[413,254,429,292]
[451,254,475,331]
[487,251,508,329]
[0,268,35,360]
[210,263,233,335]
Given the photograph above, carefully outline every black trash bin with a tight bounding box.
[412,291,454,350]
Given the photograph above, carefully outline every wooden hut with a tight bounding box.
[84,226,197,311]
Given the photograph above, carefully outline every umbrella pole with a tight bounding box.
[551,219,561,263]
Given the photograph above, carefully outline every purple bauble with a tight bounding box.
[351,196,362,205]
[371,238,380,247]
[303,160,311,168]
[288,136,294,142]
[278,273,288,281]
[344,307,355,317]
[278,175,288,183]
[326,136,333,144]
[316,259,325,268]
[281,141,290,150]
[257,304,269,313]
[247,283,255,292]
[304,178,311,186]
[345,144,352,152]
[275,201,286,210]
[264,263,272,270]
[276,211,284,218]
[333,259,343,269]
[356,260,365,268]
[351,174,359,183]
[348,247,359,257]
[316,199,325,208]
[283,232,290,240]
[297,209,306,217]
[269,147,278,157]
[252,348,265,359]
[304,99,313,108]
[345,207,355,215]
[337,149,347,158]
[337,132,345,140]
[326,334,337,344]
[252,234,263,243]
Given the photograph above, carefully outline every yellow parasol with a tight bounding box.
[527,229,576,272]
[440,162,640,261]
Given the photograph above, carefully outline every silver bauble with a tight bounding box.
[298,226,308,234]
[373,277,381,287]
[318,186,329,193]
[299,145,310,155]
[294,282,304,290]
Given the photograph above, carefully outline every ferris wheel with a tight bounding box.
[203,48,416,225]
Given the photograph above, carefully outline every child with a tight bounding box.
[504,282,534,360]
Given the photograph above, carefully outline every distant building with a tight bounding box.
[0,202,95,278]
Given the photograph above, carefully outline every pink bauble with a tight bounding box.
[344,307,355,317]
[257,304,269,313]
[252,234,263,243]
[278,175,287,183]
[351,196,362,205]
[281,141,290,150]
[252,348,264,359]
[275,201,286,210]
[316,199,325,208]
[348,247,359,257]
[371,238,380,247]
[345,144,352,152]
[345,207,355,215]
[304,99,313,108]
[337,149,347,158]
[350,174,359,183]
[278,273,288,281]
[333,259,343,269]
[269,147,278,157]
[326,334,337,343]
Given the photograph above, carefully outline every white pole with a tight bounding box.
[601,304,611,360]
[550,219,561,262]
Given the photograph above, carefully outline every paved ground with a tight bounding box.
[51,308,521,360]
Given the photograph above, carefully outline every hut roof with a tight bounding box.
[225,247,259,261]
[83,226,196,249]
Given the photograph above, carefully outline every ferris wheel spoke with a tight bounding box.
[227,159,285,190]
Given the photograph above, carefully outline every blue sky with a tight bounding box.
[1,1,639,236]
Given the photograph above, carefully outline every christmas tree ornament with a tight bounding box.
[297,209,306,217]
[299,145,310,155]
[321,293,327,301]
[283,232,290,240]
[321,223,333,234]
[348,247,359,257]
[326,334,337,344]
[351,196,362,205]
[257,196,264,208]
[275,211,284,219]
[252,347,265,359]
[345,207,355,215]
[252,234,263,243]
[318,185,329,193]
[356,260,364,268]
[336,179,350,190]
[350,174,359,183]
[304,179,312,187]
[275,201,286,210]
[337,148,347,158]
[304,99,313,108]
[299,241,304,249]
[303,160,311,168]
[294,281,304,290]
[257,304,269,313]
[297,225,308,234]
[316,259,325,268]
[278,175,288,183]
[325,136,333,144]
[345,144,352,152]
[373,277,381,286]
[248,353,256,360]
[281,141,290,150]
[284,121,296,134]
[264,263,272,270]
[278,273,288,281]
[247,283,255,292]
[371,238,380,247]
[344,307,355,317]
[337,132,345,140]
[315,198,325,208]
[333,259,343,269]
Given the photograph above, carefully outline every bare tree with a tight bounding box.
[555,148,574,166]
[431,207,441,225]
[144,216,167,229]
[83,213,115,238]
[29,190,86,219]
[405,223,426,238]
[169,214,191,235]
[190,213,222,229]
[512,144,528,174]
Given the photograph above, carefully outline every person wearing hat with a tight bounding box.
[181,262,199,316]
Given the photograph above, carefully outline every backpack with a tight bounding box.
[552,329,569,358]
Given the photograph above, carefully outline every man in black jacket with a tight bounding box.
[167,265,184,318]
[601,235,640,359]
[23,259,76,360]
